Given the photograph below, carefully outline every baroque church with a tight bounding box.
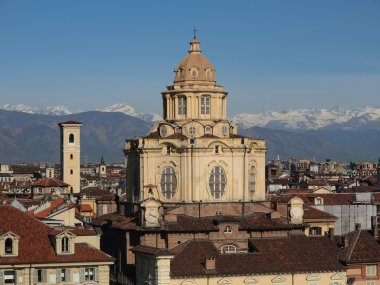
[95,36,347,285]
[124,36,266,208]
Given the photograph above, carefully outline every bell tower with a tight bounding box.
[58,121,82,194]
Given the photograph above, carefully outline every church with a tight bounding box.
[124,35,266,207]
[95,36,347,285]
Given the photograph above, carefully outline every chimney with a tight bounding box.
[355,223,361,231]
[205,257,216,271]
[372,216,379,239]
[328,227,334,238]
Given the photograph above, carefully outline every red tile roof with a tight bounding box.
[79,204,93,212]
[168,236,344,277]
[0,205,112,265]
[32,178,69,187]
[303,206,337,220]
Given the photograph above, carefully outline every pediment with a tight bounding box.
[306,274,320,281]
[271,276,286,283]
[244,277,259,284]
[217,278,232,285]
[0,230,20,239]
[330,273,345,280]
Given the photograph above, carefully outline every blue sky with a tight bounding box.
[0,0,379,116]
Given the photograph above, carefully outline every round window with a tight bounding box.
[221,126,228,135]
[190,68,198,78]
[189,126,196,136]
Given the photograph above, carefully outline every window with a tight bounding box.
[178,96,187,116]
[4,271,15,284]
[69,134,74,143]
[201,95,211,115]
[220,245,237,254]
[206,69,212,79]
[315,197,323,206]
[70,154,73,160]
[160,167,177,199]
[221,126,228,135]
[5,238,13,254]
[160,126,167,137]
[189,126,196,136]
[308,281,318,285]
[61,237,69,252]
[309,227,322,236]
[205,126,212,134]
[209,166,227,199]
[166,146,171,154]
[249,166,256,192]
[37,269,43,282]
[224,226,233,233]
[70,169,73,175]
[366,281,376,285]
[84,268,94,281]
[366,265,377,276]
[61,269,66,282]
[215,145,220,154]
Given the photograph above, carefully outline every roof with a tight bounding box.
[303,206,337,220]
[32,178,69,188]
[79,204,93,212]
[0,205,113,265]
[337,229,380,264]
[169,236,344,277]
[58,120,82,125]
[131,245,174,256]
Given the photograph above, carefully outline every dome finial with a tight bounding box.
[189,28,201,54]
[193,26,197,39]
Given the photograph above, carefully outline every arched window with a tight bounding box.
[160,167,177,199]
[220,244,237,254]
[205,126,212,134]
[69,134,74,143]
[178,96,187,116]
[61,237,69,252]
[209,166,226,199]
[201,95,211,115]
[5,238,13,254]
[224,226,233,233]
[249,166,256,192]
[70,154,73,160]
[70,169,73,175]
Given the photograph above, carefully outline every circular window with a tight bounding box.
[221,126,228,135]
[160,167,177,199]
[160,126,168,137]
[190,68,198,78]
[209,166,227,199]
[189,126,197,136]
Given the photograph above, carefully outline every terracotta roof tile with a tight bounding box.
[0,205,113,265]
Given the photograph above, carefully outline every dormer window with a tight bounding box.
[62,237,70,253]
[0,232,19,257]
[5,238,12,254]
[315,197,323,206]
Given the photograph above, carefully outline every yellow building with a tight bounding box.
[124,36,266,206]
[0,205,113,285]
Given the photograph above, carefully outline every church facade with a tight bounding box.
[124,37,266,205]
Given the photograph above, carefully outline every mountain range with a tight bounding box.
[0,104,379,163]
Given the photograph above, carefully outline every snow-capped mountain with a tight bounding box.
[233,106,380,130]
[101,103,162,122]
[1,104,74,115]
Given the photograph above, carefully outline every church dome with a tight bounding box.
[174,37,216,83]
